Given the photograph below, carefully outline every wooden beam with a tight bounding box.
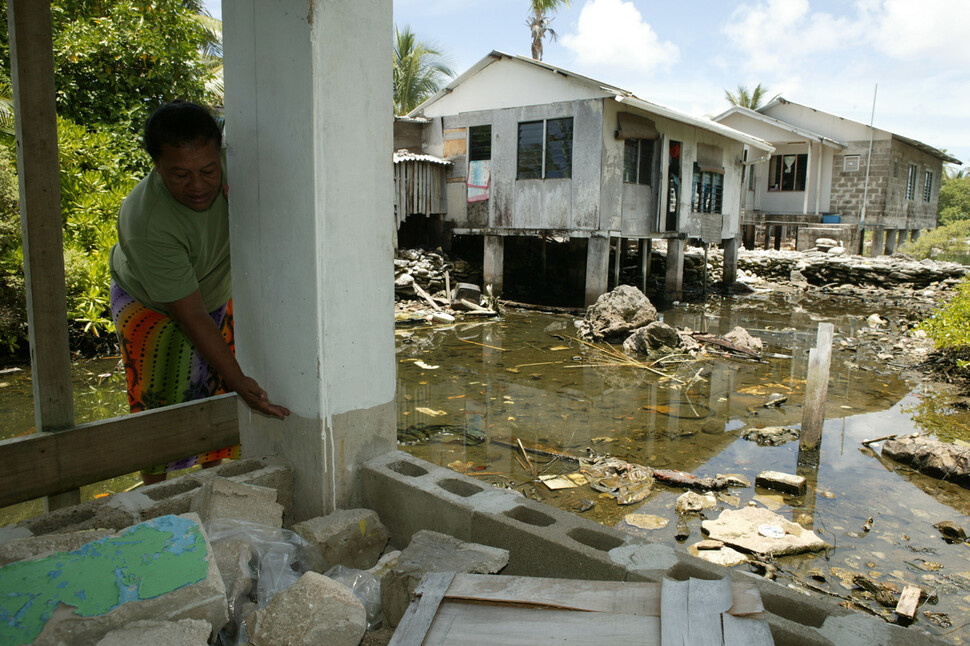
[7,0,74,434]
[0,395,240,508]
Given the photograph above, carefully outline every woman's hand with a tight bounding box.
[230,375,290,420]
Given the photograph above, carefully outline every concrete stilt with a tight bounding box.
[722,237,738,285]
[612,237,622,290]
[664,237,685,301]
[896,229,907,251]
[884,228,897,255]
[910,229,921,242]
[870,227,885,257]
[585,235,610,307]
[224,0,395,521]
[639,239,651,292]
[483,235,504,297]
[742,224,755,250]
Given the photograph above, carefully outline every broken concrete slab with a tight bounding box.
[2,513,227,646]
[210,536,254,616]
[292,508,390,570]
[95,619,211,646]
[0,529,114,566]
[381,530,509,627]
[755,470,807,496]
[675,491,717,514]
[724,326,763,352]
[622,321,680,355]
[701,506,829,557]
[882,434,970,487]
[742,426,800,446]
[190,477,283,528]
[249,571,366,646]
[689,544,749,568]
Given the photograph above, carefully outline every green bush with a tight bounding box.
[918,277,970,348]
[898,219,970,261]
[939,176,970,226]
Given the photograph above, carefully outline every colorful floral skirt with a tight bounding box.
[110,281,240,474]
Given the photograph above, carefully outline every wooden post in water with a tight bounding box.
[800,322,834,451]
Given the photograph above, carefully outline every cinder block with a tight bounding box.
[17,497,141,535]
[249,572,365,646]
[3,513,227,645]
[292,509,389,570]
[0,529,114,566]
[190,477,284,527]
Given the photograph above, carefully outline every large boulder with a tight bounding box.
[579,285,658,342]
[882,434,970,486]
[623,321,680,355]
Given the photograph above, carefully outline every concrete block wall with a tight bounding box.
[830,140,891,224]
[8,458,293,538]
[886,139,945,230]
[362,451,949,646]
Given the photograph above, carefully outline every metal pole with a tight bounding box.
[860,84,878,229]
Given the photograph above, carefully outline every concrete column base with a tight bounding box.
[870,227,885,257]
[585,236,610,307]
[722,237,738,285]
[483,235,504,297]
[884,228,897,254]
[664,238,685,300]
[895,229,907,251]
[638,239,652,293]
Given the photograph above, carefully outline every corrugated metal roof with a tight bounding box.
[393,149,451,165]
[408,51,773,153]
[712,105,845,150]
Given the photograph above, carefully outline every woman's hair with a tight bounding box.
[143,100,222,160]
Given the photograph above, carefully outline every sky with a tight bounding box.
[204,0,969,169]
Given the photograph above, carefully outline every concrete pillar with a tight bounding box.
[910,229,921,242]
[884,228,897,255]
[224,0,395,521]
[896,229,907,250]
[638,239,652,292]
[742,224,755,250]
[722,237,738,285]
[483,235,504,297]
[585,235,610,307]
[8,0,77,509]
[664,237,685,300]
[871,227,885,257]
[612,237,622,289]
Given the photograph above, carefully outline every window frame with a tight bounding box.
[691,163,724,214]
[923,170,933,203]
[905,164,918,200]
[623,138,654,186]
[768,153,808,192]
[516,117,574,180]
[468,125,492,162]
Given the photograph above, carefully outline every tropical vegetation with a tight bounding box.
[528,0,570,61]
[724,83,768,110]
[393,25,454,115]
[0,0,218,358]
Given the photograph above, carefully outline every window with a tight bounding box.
[923,170,933,202]
[623,139,654,185]
[468,125,491,161]
[691,163,723,213]
[905,164,918,200]
[768,153,807,191]
[517,117,573,179]
[843,155,860,172]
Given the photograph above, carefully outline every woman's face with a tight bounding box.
[154,140,222,212]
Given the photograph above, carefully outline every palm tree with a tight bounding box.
[393,25,454,116]
[725,83,768,110]
[528,0,570,61]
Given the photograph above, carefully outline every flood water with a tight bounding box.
[396,289,970,642]
[2,287,969,640]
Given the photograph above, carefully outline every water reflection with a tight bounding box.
[397,295,970,641]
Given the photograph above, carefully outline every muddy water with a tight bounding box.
[397,290,970,642]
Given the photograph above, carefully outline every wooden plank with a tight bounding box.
[0,394,239,507]
[687,577,733,646]
[722,613,774,646]
[661,578,688,646]
[422,601,660,646]
[389,571,455,646]
[443,574,661,616]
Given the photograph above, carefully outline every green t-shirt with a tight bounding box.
[109,167,231,315]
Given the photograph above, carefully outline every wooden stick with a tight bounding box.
[444,270,451,301]
[517,438,535,473]
[459,338,503,351]
[861,434,897,447]
[412,282,442,311]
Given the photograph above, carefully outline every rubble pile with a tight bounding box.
[394,248,481,298]
[737,249,967,288]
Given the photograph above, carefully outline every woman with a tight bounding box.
[110,101,288,483]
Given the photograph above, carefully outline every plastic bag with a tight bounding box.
[207,518,325,645]
[325,564,383,630]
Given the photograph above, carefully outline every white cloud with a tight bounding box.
[723,0,859,75]
[560,0,679,74]
[870,0,970,64]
